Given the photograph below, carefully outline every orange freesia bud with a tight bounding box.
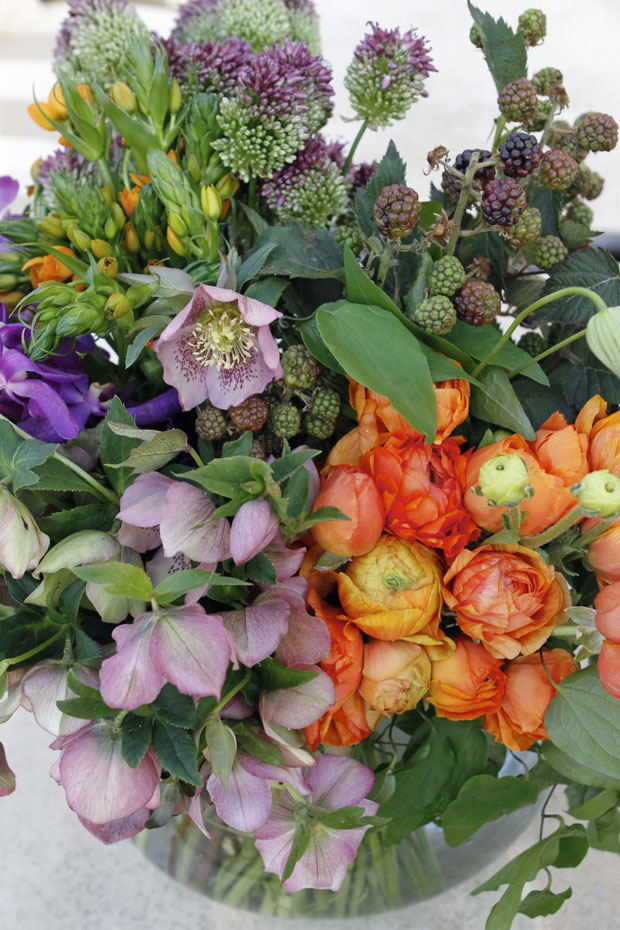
[358,639,431,716]
[443,544,568,660]
[598,640,620,701]
[27,101,57,131]
[484,649,577,751]
[22,246,77,289]
[311,466,384,558]
[337,536,443,641]
[428,635,505,720]
[588,517,620,583]
[595,582,620,642]
[47,85,68,121]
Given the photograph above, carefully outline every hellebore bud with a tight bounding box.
[0,488,49,578]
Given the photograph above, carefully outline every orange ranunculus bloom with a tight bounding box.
[484,649,578,750]
[530,409,589,487]
[311,466,384,558]
[337,535,443,641]
[361,434,479,559]
[464,434,578,537]
[443,544,568,660]
[22,246,77,289]
[428,635,506,721]
[576,394,620,476]
[588,517,620,583]
[598,641,620,701]
[326,376,470,468]
[358,639,431,716]
[595,582,620,642]
[303,589,368,750]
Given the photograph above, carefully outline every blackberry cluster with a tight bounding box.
[532,236,569,270]
[454,280,501,326]
[499,132,541,178]
[281,344,321,390]
[570,164,604,200]
[428,256,466,297]
[498,78,538,123]
[565,200,594,227]
[524,98,553,134]
[373,184,421,239]
[441,149,495,202]
[305,387,341,439]
[414,296,457,335]
[546,122,583,162]
[538,150,579,190]
[270,403,302,439]
[195,402,228,441]
[576,112,619,153]
[532,68,563,96]
[228,396,269,432]
[517,8,546,45]
[481,178,527,227]
[518,331,546,357]
[509,207,542,246]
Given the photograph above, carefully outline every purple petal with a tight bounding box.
[263,532,306,582]
[160,482,231,562]
[221,596,290,667]
[78,808,151,844]
[99,616,164,710]
[10,380,81,440]
[230,500,279,566]
[260,665,335,729]
[305,754,376,809]
[0,742,15,796]
[117,473,175,528]
[59,725,160,824]
[149,606,232,699]
[127,388,182,427]
[207,761,272,831]
[0,176,18,216]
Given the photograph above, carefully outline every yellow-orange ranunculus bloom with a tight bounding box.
[484,649,577,750]
[22,246,77,289]
[428,635,505,721]
[530,409,589,487]
[575,394,620,477]
[337,535,444,643]
[358,639,431,716]
[588,517,620,583]
[443,544,568,660]
[464,434,577,538]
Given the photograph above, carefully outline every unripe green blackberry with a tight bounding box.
[499,132,541,178]
[481,178,527,227]
[498,77,538,123]
[270,403,301,439]
[532,67,563,96]
[413,295,457,335]
[518,331,546,357]
[570,164,604,200]
[565,200,594,227]
[196,402,228,441]
[469,23,483,48]
[250,436,266,459]
[538,150,579,190]
[517,9,546,46]
[428,256,466,297]
[305,415,337,440]
[281,345,321,391]
[546,121,584,161]
[576,112,619,153]
[532,235,569,270]
[228,395,269,432]
[524,97,553,133]
[454,280,501,326]
[372,184,421,239]
[508,207,542,246]
[311,387,341,423]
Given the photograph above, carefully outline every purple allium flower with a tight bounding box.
[171,0,221,44]
[165,35,255,97]
[267,39,334,132]
[0,176,18,217]
[261,135,349,226]
[36,148,95,208]
[349,160,378,193]
[345,22,436,128]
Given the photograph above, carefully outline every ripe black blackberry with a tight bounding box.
[195,402,228,441]
[454,149,496,188]
[576,112,619,153]
[281,345,321,390]
[373,184,421,239]
[481,178,527,227]
[538,150,579,190]
[532,236,568,270]
[509,207,542,246]
[532,67,563,96]
[517,8,546,45]
[454,280,501,326]
[413,296,457,335]
[428,256,466,297]
[228,395,269,432]
[498,78,538,123]
[499,132,541,178]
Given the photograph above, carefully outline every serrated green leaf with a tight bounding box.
[37,503,117,541]
[126,324,164,367]
[458,230,505,292]
[153,684,198,729]
[447,322,548,385]
[470,365,536,439]
[244,276,289,307]
[100,398,142,495]
[259,657,317,693]
[74,628,102,662]
[30,457,99,495]
[534,248,620,325]
[244,552,277,585]
[441,775,540,846]
[151,720,202,786]
[72,561,153,601]
[56,695,116,719]
[222,432,253,458]
[250,224,344,281]
[11,440,57,492]
[282,818,311,883]
[120,714,154,768]
[121,429,188,474]
[0,420,21,480]
[0,609,64,662]
[527,185,563,237]
[236,242,278,290]
[271,448,318,483]
[467,3,527,92]
[204,716,237,789]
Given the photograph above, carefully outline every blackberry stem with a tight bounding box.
[446,152,481,256]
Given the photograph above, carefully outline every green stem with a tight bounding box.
[508,329,587,378]
[492,116,507,151]
[470,287,608,378]
[343,120,369,176]
[552,625,578,639]
[248,174,257,212]
[6,628,66,667]
[187,446,205,468]
[446,152,482,257]
[209,670,251,717]
[96,157,115,192]
[520,503,583,548]
[579,515,619,548]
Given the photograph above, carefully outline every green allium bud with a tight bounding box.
[477,454,531,506]
[219,0,290,50]
[573,470,620,518]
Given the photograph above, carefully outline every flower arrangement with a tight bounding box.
[2,1,620,926]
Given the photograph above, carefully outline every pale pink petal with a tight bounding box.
[305,754,376,809]
[270,588,330,666]
[221,597,289,667]
[229,500,279,565]
[146,548,192,587]
[187,786,212,838]
[155,329,210,411]
[256,325,282,371]
[0,742,15,796]
[206,349,278,409]
[160,483,231,562]
[117,473,175,527]
[1,678,28,724]
[149,606,232,699]
[240,756,311,795]
[117,523,160,553]
[220,694,253,719]
[78,808,150,843]
[22,666,76,736]
[238,293,282,327]
[260,665,335,729]
[283,820,374,893]
[261,723,314,767]
[59,725,160,824]
[100,615,164,710]
[207,761,272,831]
[263,533,306,582]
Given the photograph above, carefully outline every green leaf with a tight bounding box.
[467,3,527,92]
[259,657,317,693]
[72,561,153,601]
[152,684,198,729]
[244,276,288,307]
[121,430,188,474]
[74,628,102,662]
[356,142,406,237]
[470,366,536,439]
[0,609,63,661]
[56,694,116,719]
[534,248,620,325]
[542,740,620,790]
[568,787,619,821]
[271,448,318,483]
[188,456,271,498]
[244,552,277,585]
[0,420,21,479]
[11,440,57,492]
[320,805,366,830]
[30,457,99,495]
[527,185,563,237]
[37,503,117,541]
[560,219,596,251]
[317,302,437,441]
[126,324,164,367]
[235,723,284,766]
[236,241,278,289]
[251,225,344,281]
[518,888,572,918]
[121,714,153,768]
[100,398,142,495]
[441,775,540,846]
[343,246,400,313]
[447,321,548,385]
[545,665,620,781]
[298,316,346,375]
[587,807,620,853]
[204,716,237,788]
[555,340,620,412]
[295,506,350,534]
[151,720,202,786]
[222,432,253,458]
[282,818,311,883]
[286,467,311,520]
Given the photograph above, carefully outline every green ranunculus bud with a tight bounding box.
[573,470,620,518]
[477,454,531,506]
[587,306,620,379]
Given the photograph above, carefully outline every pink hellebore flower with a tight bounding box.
[230,499,279,565]
[21,663,99,737]
[255,754,378,893]
[99,604,234,710]
[0,487,49,578]
[0,742,15,797]
[154,284,283,411]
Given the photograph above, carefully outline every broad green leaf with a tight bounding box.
[458,230,505,292]
[317,302,437,441]
[153,569,245,604]
[244,552,277,585]
[320,805,366,830]
[470,366,536,439]
[235,724,284,766]
[126,324,163,367]
[151,720,202,786]
[527,185,563,237]
[251,224,344,281]
[467,3,527,92]
[121,714,153,768]
[222,432,253,458]
[244,276,288,307]
[11,440,57,492]
[298,316,346,375]
[236,241,277,289]
[286,467,311,520]
[100,398,142,494]
[74,628,102,662]
[204,716,237,789]
[0,609,63,662]
[153,684,198,729]
[587,807,620,853]
[188,456,271,498]
[568,788,619,821]
[534,248,620,325]
[72,561,153,601]
[258,657,317,693]
[271,448,318,483]
[295,506,350,534]
[0,421,21,479]
[56,695,116,719]
[343,245,400,314]
[37,503,117,541]
[122,430,188,474]
[442,775,540,846]
[542,741,620,790]
[104,422,159,441]
[282,819,311,883]
[31,457,98,495]
[518,888,572,918]
[447,321,548,385]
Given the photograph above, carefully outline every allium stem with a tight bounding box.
[508,329,587,378]
[470,287,607,378]
[343,120,368,176]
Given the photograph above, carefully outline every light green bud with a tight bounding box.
[478,454,531,506]
[587,306,620,379]
[573,470,620,518]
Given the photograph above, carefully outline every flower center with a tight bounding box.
[187,304,255,371]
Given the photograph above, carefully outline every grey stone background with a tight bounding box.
[0,2,619,927]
